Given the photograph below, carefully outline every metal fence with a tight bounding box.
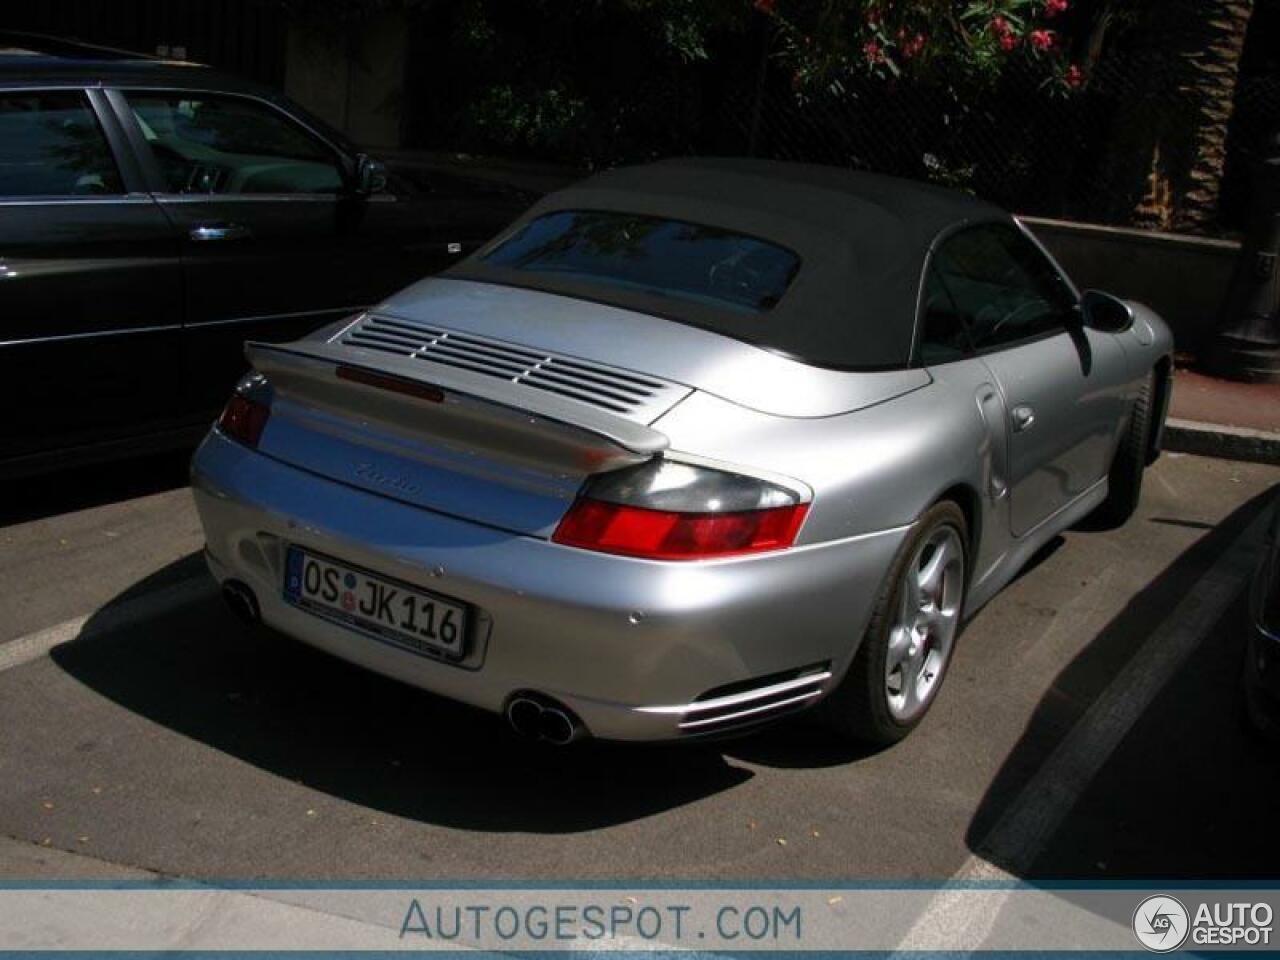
[718,49,1279,238]
[9,0,1276,237]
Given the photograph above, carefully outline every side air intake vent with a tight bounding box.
[339,314,688,420]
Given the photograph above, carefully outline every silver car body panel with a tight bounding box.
[247,338,674,536]
[976,327,1130,536]
[193,237,1174,741]
[193,430,906,740]
[372,278,934,418]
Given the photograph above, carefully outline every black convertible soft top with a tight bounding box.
[449,158,1008,370]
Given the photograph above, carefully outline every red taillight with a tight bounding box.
[217,394,270,448]
[552,499,809,560]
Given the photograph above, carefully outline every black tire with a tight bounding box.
[1093,370,1155,527]
[822,500,968,746]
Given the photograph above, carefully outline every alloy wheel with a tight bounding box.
[884,525,964,721]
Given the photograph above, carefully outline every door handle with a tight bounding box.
[189,223,252,242]
[1011,405,1036,432]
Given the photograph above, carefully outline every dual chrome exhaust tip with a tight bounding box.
[221,580,261,625]
[505,694,585,746]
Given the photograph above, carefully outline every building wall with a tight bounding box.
[6,0,286,84]
[1024,217,1240,355]
[283,14,408,149]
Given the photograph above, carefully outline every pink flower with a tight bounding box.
[1044,0,1068,16]
[999,32,1020,51]
[752,0,775,13]
[1030,29,1055,50]
[902,33,926,59]
[990,15,1012,35]
[1065,64,1084,87]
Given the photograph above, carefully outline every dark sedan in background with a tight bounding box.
[1246,495,1280,739]
[0,33,533,476]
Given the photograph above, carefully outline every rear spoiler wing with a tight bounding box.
[245,340,671,473]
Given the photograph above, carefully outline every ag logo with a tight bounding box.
[1133,895,1190,952]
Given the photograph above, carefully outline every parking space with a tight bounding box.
[0,452,1276,882]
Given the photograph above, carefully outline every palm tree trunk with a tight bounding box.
[1093,0,1255,235]
[1172,0,1255,233]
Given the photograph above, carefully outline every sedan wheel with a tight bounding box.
[823,500,968,745]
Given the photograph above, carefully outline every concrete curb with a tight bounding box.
[1163,417,1280,465]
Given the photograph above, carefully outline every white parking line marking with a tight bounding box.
[895,511,1267,952]
[894,855,1017,951]
[0,576,215,675]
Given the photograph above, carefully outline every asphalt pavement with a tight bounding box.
[0,450,1276,882]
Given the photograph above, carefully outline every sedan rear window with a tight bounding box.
[482,210,800,315]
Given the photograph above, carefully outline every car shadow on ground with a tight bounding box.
[721,535,1068,773]
[51,559,752,833]
[721,716,881,768]
[967,486,1280,880]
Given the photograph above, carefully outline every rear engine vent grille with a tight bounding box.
[339,314,687,419]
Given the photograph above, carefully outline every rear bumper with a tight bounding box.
[191,431,907,741]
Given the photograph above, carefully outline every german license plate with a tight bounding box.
[283,546,467,659]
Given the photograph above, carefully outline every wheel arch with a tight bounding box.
[932,482,982,582]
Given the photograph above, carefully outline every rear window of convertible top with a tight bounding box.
[482,210,801,315]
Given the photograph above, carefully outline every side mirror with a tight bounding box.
[353,153,387,196]
[1080,289,1134,333]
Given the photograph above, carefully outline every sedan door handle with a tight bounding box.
[189,223,253,242]
[1011,405,1036,432]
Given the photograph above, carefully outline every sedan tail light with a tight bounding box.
[553,459,809,560]
[217,393,271,449]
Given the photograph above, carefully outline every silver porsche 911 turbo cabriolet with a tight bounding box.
[192,158,1173,746]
